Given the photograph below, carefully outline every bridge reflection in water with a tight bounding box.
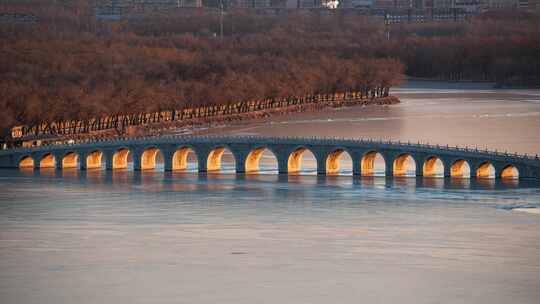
[2,136,539,180]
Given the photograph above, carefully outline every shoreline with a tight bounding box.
[144,96,400,137]
[403,77,540,89]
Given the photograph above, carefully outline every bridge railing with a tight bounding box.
[2,134,539,161]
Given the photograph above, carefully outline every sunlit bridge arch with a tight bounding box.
[62,152,79,169]
[207,146,236,172]
[423,156,444,178]
[245,147,278,174]
[287,147,317,175]
[450,159,471,178]
[86,150,104,170]
[393,153,416,177]
[476,161,495,179]
[39,153,56,169]
[19,155,34,169]
[361,151,386,176]
[500,165,519,179]
[172,147,198,171]
[112,148,131,170]
[326,149,352,175]
[141,147,164,171]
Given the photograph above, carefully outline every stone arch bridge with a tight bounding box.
[1,136,539,179]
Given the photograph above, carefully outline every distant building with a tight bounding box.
[231,0,272,8]
[455,0,482,12]
[339,0,374,8]
[298,0,323,7]
[481,0,519,8]
[372,0,412,8]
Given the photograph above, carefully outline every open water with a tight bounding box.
[1,82,540,304]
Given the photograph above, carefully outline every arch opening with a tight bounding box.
[62,152,79,169]
[207,147,236,172]
[141,147,164,171]
[361,151,386,177]
[39,153,56,169]
[451,159,471,178]
[393,154,416,177]
[287,147,317,175]
[326,149,352,175]
[476,162,495,179]
[172,147,198,171]
[19,156,34,169]
[245,147,278,174]
[423,156,444,178]
[501,165,519,179]
[86,150,104,170]
[113,148,132,170]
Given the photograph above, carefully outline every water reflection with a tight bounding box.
[6,169,533,192]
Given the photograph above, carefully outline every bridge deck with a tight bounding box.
[1,136,539,179]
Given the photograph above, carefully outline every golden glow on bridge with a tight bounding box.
[15,145,525,180]
[423,156,444,177]
[451,159,470,178]
[501,165,519,179]
[87,151,103,169]
[246,147,268,173]
[19,156,34,168]
[40,154,55,169]
[62,152,78,169]
[207,147,226,171]
[141,147,162,170]
[172,147,196,171]
[476,162,496,179]
[113,148,130,170]
[393,154,415,177]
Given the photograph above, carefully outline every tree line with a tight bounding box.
[1,2,539,139]
[16,92,398,140]
[387,9,540,84]
[0,1,405,139]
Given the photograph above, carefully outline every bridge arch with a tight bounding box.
[500,164,519,179]
[86,150,104,170]
[326,148,352,175]
[393,153,416,177]
[287,146,317,174]
[361,151,385,176]
[112,148,132,170]
[62,152,79,169]
[39,153,56,169]
[19,155,35,169]
[140,147,164,171]
[207,146,236,172]
[423,156,444,178]
[476,161,495,179]
[245,146,278,174]
[450,159,471,178]
[172,146,198,171]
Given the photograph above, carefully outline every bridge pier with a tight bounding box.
[316,156,326,175]
[195,146,210,173]
[384,155,394,177]
[443,161,452,177]
[162,148,174,172]
[78,152,87,171]
[132,150,142,171]
[54,152,63,170]
[415,158,423,177]
[104,150,115,171]
[352,157,361,176]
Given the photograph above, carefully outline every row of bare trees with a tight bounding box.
[0,2,404,139]
[2,2,539,139]
[387,10,540,84]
